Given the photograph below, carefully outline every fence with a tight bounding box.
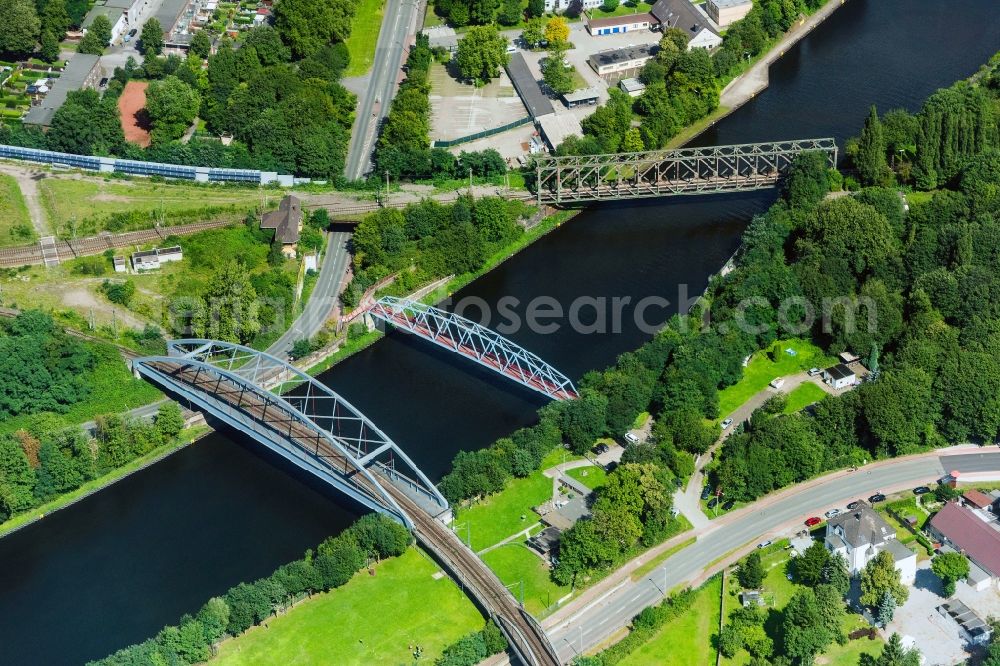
[431,116,532,148]
[0,144,291,185]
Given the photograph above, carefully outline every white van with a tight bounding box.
[769,377,785,389]
[624,432,639,445]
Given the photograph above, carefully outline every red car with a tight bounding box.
[805,516,822,527]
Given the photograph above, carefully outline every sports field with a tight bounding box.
[118,81,151,147]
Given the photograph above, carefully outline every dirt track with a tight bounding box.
[118,81,151,148]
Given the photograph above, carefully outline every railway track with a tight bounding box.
[0,306,139,359]
[146,359,560,666]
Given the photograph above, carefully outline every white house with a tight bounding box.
[650,0,723,50]
[824,501,916,585]
[130,245,183,271]
[586,13,654,36]
[545,0,602,12]
[823,363,856,390]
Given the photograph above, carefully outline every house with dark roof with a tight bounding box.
[529,526,561,558]
[505,53,554,119]
[823,363,856,390]
[824,500,916,585]
[23,54,104,127]
[650,0,722,50]
[928,500,1000,590]
[588,44,659,78]
[260,195,303,257]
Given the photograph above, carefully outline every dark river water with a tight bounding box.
[3,2,1000,663]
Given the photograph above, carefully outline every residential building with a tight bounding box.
[425,25,459,54]
[260,195,303,257]
[927,500,1000,590]
[824,500,916,585]
[154,0,191,40]
[130,245,183,271]
[83,6,128,44]
[823,363,856,390]
[23,54,104,128]
[561,87,601,108]
[586,13,654,36]
[619,77,646,97]
[545,0,602,12]
[589,44,658,78]
[706,0,752,27]
[528,526,561,558]
[650,0,723,50]
[961,490,994,512]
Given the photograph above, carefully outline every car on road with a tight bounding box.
[868,493,886,503]
[708,497,720,509]
[722,499,735,511]
[593,443,609,455]
[805,516,822,527]
[913,486,931,495]
[756,540,772,549]
[769,377,785,389]
[720,418,734,429]
[846,500,862,510]
[701,486,712,500]
[624,432,639,445]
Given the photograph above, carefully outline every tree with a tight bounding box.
[558,388,607,454]
[795,541,831,586]
[521,17,545,48]
[860,549,908,608]
[0,0,41,57]
[39,28,59,61]
[33,439,82,501]
[139,17,164,55]
[821,552,851,597]
[876,589,896,627]
[455,25,506,83]
[192,260,261,344]
[541,45,574,94]
[526,0,544,17]
[544,16,569,46]
[601,0,618,12]
[860,633,921,666]
[88,13,112,46]
[782,150,830,208]
[623,127,644,153]
[290,338,313,359]
[274,0,356,59]
[782,589,833,664]
[155,402,185,439]
[145,75,200,143]
[196,597,230,644]
[100,279,135,305]
[189,29,211,59]
[857,105,891,185]
[736,551,765,589]
[41,0,70,38]
[498,0,521,26]
[931,552,969,596]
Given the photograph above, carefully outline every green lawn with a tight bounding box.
[631,535,697,581]
[782,382,827,414]
[586,1,654,19]
[0,342,162,435]
[212,548,483,665]
[716,338,836,419]
[344,0,385,76]
[38,178,265,236]
[619,574,722,666]
[482,543,572,616]
[0,173,34,246]
[567,464,608,490]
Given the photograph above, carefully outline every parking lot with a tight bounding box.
[429,62,529,142]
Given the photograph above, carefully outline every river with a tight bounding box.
[3,2,999,663]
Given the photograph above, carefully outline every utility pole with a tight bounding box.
[468,167,473,198]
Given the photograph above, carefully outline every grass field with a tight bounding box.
[456,461,554,551]
[0,341,162,435]
[782,382,827,414]
[631,535,697,581]
[38,178,264,236]
[716,338,836,419]
[0,173,34,246]
[567,464,608,490]
[482,543,572,616]
[344,0,385,76]
[587,0,654,19]
[619,574,722,666]
[212,548,483,665]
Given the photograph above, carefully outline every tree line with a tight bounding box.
[90,513,413,665]
[374,33,508,181]
[0,0,81,63]
[342,195,525,309]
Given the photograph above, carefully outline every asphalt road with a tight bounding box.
[343,0,422,180]
[545,450,1000,661]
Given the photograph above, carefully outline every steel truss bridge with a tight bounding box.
[533,138,838,204]
[370,296,579,401]
[132,340,560,666]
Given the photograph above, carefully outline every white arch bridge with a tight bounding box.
[131,340,561,666]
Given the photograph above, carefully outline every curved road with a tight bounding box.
[542,448,1000,661]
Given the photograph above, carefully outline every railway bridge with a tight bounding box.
[131,340,560,666]
[533,138,838,204]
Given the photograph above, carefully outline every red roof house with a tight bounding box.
[928,501,1000,579]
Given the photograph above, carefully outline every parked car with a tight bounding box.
[808,367,822,376]
[701,485,712,500]
[769,377,785,389]
[825,508,841,519]
[604,461,618,473]
[673,477,683,488]
[805,516,822,527]
[756,540,772,549]
[593,443,609,455]
[505,44,517,54]
[708,497,720,509]
[913,486,931,495]
[624,432,639,445]
[847,500,862,510]
[868,493,886,503]
[720,418,734,429]
[722,499,735,511]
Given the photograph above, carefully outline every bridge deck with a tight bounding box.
[144,358,558,666]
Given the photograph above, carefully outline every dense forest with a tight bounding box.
[1,7,359,179]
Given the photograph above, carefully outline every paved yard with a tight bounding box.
[429,63,528,141]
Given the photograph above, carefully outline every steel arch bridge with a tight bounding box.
[533,138,838,204]
[370,296,579,401]
[131,339,449,528]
